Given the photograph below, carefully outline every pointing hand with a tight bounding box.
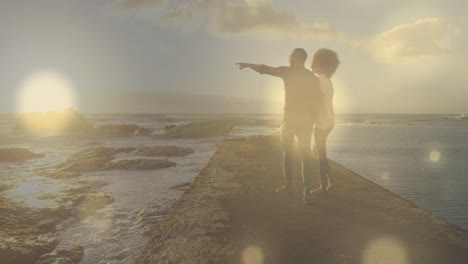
[236,63,248,70]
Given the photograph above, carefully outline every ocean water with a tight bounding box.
[328,114,468,231]
[237,113,468,231]
[0,113,467,263]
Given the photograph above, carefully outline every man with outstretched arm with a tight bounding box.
[236,48,322,202]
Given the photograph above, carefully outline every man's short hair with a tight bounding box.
[292,48,307,64]
[312,48,340,78]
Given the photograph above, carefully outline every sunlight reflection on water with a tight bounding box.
[4,176,66,208]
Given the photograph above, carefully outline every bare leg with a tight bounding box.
[278,121,295,196]
[314,127,332,193]
[297,127,313,196]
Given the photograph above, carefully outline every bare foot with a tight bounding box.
[327,177,335,192]
[276,185,292,197]
[309,187,326,195]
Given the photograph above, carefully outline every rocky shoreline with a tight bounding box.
[0,179,109,264]
[0,143,195,264]
[0,117,237,263]
[135,135,468,264]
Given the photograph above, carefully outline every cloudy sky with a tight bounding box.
[1,0,467,113]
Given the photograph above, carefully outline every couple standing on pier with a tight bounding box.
[237,48,340,203]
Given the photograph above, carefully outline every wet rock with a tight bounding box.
[37,193,59,200]
[37,246,84,264]
[236,117,280,127]
[55,147,136,174]
[0,180,109,263]
[40,171,83,179]
[87,124,153,137]
[38,206,76,222]
[68,181,110,195]
[0,198,60,264]
[48,146,176,177]
[113,248,133,261]
[60,157,113,173]
[163,120,235,138]
[117,147,138,153]
[365,121,380,125]
[136,146,194,157]
[0,148,45,162]
[16,108,91,133]
[82,193,114,212]
[0,236,58,264]
[50,181,111,209]
[103,159,176,171]
[14,109,154,138]
[164,124,177,131]
[68,146,125,161]
[170,182,191,190]
[132,204,171,236]
[0,184,14,192]
[80,141,102,147]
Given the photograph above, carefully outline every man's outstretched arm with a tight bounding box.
[236,63,286,78]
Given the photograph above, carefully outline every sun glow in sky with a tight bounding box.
[18,71,76,113]
[1,0,468,113]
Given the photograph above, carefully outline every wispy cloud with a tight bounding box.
[367,18,453,63]
[118,0,166,10]
[163,0,344,41]
[116,1,460,64]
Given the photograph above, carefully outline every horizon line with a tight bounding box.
[1,111,465,116]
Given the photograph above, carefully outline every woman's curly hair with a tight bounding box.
[312,48,340,78]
